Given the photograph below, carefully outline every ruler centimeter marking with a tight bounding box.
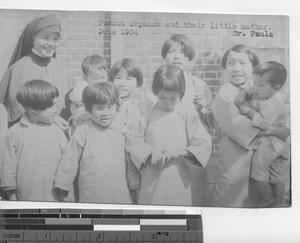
[0,209,203,242]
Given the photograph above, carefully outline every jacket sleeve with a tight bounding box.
[211,84,260,149]
[0,105,8,180]
[185,106,212,168]
[53,126,87,192]
[126,108,154,170]
[252,97,285,130]
[1,127,18,190]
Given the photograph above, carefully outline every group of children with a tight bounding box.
[0,34,290,207]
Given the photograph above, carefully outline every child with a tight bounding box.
[160,34,213,127]
[0,104,8,199]
[109,58,143,203]
[69,55,107,129]
[127,64,212,206]
[54,82,132,204]
[237,61,289,207]
[0,80,67,201]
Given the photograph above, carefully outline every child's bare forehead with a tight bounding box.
[227,51,250,61]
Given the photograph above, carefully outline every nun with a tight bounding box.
[0,15,74,128]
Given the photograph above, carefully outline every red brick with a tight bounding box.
[59,40,70,47]
[144,49,161,57]
[71,41,84,48]
[124,42,137,49]
[85,27,98,33]
[72,55,86,63]
[123,49,143,57]
[59,56,72,62]
[205,72,217,79]
[138,56,151,65]
[66,49,90,55]
[84,41,97,48]
[65,34,91,41]
[152,57,163,64]
[130,93,144,100]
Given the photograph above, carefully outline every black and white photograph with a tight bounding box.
[0,8,291,208]
[0,1,300,242]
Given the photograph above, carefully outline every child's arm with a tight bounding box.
[239,105,256,119]
[161,106,212,168]
[185,106,212,168]
[251,96,285,130]
[126,107,163,169]
[6,190,17,201]
[1,128,18,195]
[258,127,290,141]
[53,125,87,197]
[234,89,248,108]
[53,115,70,132]
[161,149,192,167]
[0,104,8,181]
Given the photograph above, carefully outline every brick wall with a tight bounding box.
[0,9,290,205]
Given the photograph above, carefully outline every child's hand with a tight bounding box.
[6,190,17,201]
[53,116,69,131]
[161,150,189,167]
[234,90,247,108]
[239,105,256,119]
[58,189,69,202]
[239,105,250,115]
[150,148,163,165]
[239,105,253,115]
[194,94,206,112]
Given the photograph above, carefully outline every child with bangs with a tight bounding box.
[54,82,133,204]
[1,79,68,201]
[127,64,212,206]
[69,55,108,129]
[147,34,213,128]
[109,58,143,203]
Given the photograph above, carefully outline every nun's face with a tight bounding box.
[32,32,60,58]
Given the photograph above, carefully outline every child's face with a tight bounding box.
[157,90,181,112]
[113,69,137,99]
[32,32,60,58]
[225,51,253,85]
[252,73,278,99]
[164,41,189,71]
[35,98,58,124]
[91,103,117,128]
[86,69,107,84]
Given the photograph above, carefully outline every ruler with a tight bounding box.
[0,208,203,242]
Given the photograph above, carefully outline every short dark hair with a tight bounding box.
[253,61,287,87]
[82,82,121,113]
[17,79,59,110]
[161,34,195,61]
[152,64,185,99]
[82,55,107,77]
[222,44,259,69]
[109,58,143,87]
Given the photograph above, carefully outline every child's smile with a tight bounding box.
[91,103,117,128]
